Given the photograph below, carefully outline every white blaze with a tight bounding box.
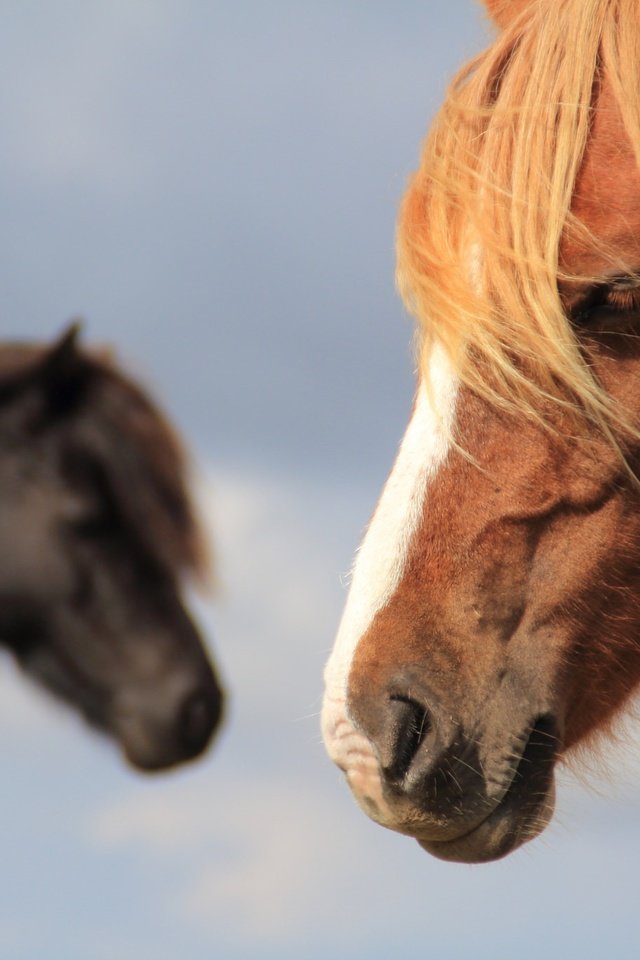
[321,344,458,784]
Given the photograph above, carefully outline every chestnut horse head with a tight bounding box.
[322,0,640,862]
[0,327,223,770]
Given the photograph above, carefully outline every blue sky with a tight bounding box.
[1,2,640,958]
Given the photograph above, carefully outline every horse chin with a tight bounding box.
[115,719,187,772]
[350,712,561,864]
[417,730,558,864]
[418,779,556,864]
[120,739,182,773]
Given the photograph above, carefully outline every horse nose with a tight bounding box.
[376,695,434,784]
[178,685,223,756]
[357,689,483,810]
[115,669,224,771]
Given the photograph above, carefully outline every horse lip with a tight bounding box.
[416,714,561,863]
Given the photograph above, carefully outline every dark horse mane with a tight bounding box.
[4,327,205,581]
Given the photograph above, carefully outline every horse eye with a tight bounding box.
[60,447,104,491]
[71,512,117,539]
[572,277,640,326]
[59,448,119,539]
[602,282,640,313]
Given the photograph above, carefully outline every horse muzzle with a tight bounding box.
[323,684,560,863]
[113,667,224,771]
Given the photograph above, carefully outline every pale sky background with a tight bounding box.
[1,2,639,959]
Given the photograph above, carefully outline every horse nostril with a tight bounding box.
[381,695,432,783]
[178,689,221,755]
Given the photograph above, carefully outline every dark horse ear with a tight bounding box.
[38,321,89,416]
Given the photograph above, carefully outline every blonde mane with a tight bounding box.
[397,0,640,446]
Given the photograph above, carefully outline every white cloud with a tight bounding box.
[190,466,362,720]
[181,780,377,942]
[90,773,378,944]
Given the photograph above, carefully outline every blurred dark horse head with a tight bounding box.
[0,325,223,770]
